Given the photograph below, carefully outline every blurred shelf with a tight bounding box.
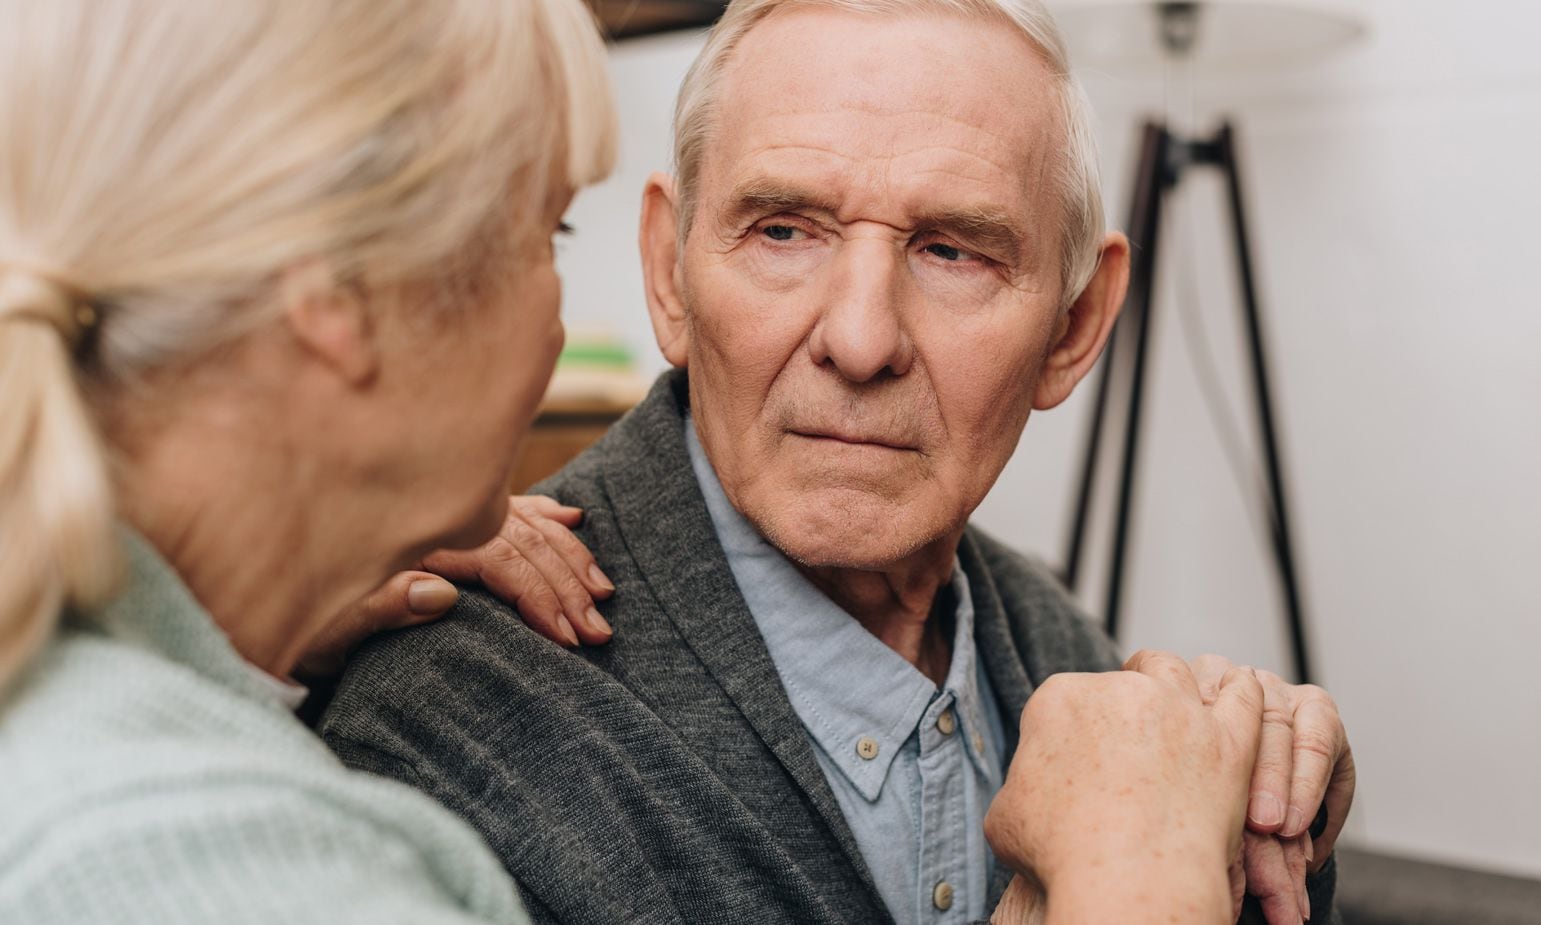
[586,0,726,39]
[510,393,637,493]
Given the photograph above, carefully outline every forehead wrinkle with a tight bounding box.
[728,110,1049,209]
[727,140,1029,212]
[737,108,1027,168]
[714,142,855,215]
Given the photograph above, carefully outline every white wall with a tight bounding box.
[556,0,1541,878]
[557,32,700,375]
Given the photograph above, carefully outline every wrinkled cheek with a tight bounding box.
[956,308,1047,403]
[933,363,1041,506]
[690,300,806,420]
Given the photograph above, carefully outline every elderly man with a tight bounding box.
[321,0,1352,922]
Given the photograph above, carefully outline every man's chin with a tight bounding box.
[753,499,945,572]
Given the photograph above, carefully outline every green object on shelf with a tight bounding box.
[557,340,633,369]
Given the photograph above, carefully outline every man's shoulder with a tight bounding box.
[962,523,1122,675]
[323,588,640,745]
[336,587,560,681]
[321,574,727,797]
[319,588,873,925]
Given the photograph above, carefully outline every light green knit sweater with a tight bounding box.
[0,532,529,924]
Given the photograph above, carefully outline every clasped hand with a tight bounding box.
[986,651,1354,925]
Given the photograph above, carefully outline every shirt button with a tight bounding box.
[932,880,954,911]
[971,732,986,755]
[855,736,880,760]
[936,709,957,736]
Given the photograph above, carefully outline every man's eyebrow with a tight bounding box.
[916,206,1028,265]
[721,178,841,221]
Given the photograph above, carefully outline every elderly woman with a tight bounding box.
[0,0,614,921]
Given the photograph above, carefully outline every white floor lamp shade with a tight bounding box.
[1047,0,1369,72]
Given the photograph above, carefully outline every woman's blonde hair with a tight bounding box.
[0,0,617,692]
[671,0,1103,307]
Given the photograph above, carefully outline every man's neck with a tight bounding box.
[795,533,962,685]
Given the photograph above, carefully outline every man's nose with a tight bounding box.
[807,238,914,382]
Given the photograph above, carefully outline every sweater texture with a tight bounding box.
[0,530,527,925]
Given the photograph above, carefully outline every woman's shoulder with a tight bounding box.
[0,622,313,786]
[0,627,524,925]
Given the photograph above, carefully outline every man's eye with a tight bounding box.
[925,242,966,261]
[762,224,799,241]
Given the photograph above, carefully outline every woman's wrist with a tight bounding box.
[1045,866,1232,925]
[1038,843,1233,925]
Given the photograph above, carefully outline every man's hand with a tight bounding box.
[1238,829,1313,924]
[985,651,1264,924]
[1187,654,1356,924]
[297,496,613,677]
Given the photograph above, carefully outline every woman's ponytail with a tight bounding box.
[0,268,118,694]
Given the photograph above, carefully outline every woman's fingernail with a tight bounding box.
[1249,791,1285,828]
[1284,806,1308,836]
[407,579,458,615]
[586,606,613,636]
[557,616,580,647]
[588,563,614,592]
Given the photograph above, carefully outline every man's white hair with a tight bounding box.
[671,0,1106,307]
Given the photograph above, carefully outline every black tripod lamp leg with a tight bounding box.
[1062,283,1122,592]
[1216,122,1315,685]
[1102,123,1173,641]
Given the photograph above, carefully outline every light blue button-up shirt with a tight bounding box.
[686,418,1007,925]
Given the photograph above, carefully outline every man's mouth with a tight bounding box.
[788,428,917,451]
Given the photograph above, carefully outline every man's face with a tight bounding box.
[666,9,1083,569]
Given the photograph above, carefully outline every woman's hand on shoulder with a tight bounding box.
[297,496,613,678]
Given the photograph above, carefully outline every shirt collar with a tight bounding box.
[686,416,998,800]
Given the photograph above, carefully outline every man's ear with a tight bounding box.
[1033,232,1131,411]
[639,172,690,368]
[279,259,378,385]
